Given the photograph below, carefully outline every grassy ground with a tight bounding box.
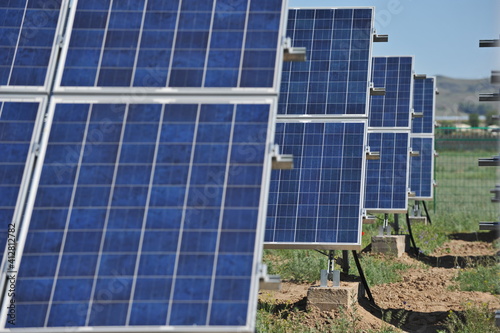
[260,149,499,332]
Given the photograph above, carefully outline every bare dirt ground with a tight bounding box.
[259,231,499,332]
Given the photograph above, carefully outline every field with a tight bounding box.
[258,149,500,332]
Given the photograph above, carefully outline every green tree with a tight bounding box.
[468,113,480,127]
[485,110,499,126]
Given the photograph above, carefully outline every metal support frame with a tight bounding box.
[341,250,349,274]
[405,213,419,257]
[479,39,500,47]
[393,214,400,235]
[478,156,500,167]
[422,201,433,225]
[352,251,375,304]
[479,92,500,102]
[373,34,388,42]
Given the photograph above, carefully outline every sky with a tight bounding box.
[288,0,500,79]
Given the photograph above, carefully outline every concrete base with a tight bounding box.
[371,235,408,257]
[409,216,428,225]
[307,282,362,311]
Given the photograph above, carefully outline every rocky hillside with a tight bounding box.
[435,75,498,117]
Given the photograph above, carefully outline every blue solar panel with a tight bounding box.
[412,76,436,134]
[364,132,409,212]
[369,56,413,128]
[0,0,64,88]
[9,101,272,329]
[278,8,374,116]
[57,0,285,90]
[0,98,43,251]
[409,137,434,200]
[266,121,366,249]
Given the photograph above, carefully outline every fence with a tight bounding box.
[430,127,498,224]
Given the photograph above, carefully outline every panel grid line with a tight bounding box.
[165,104,201,325]
[205,104,237,325]
[85,104,129,326]
[43,104,92,327]
[236,0,252,87]
[334,125,346,242]
[93,0,114,87]
[313,124,326,242]
[292,124,307,243]
[5,1,28,85]
[128,0,149,87]
[343,10,355,115]
[124,103,165,325]
[201,0,217,88]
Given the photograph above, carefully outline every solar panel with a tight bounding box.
[278,8,374,116]
[5,99,274,330]
[0,0,66,91]
[412,76,436,135]
[409,137,435,200]
[364,131,410,213]
[55,0,286,91]
[369,56,413,128]
[265,120,367,249]
[0,97,45,253]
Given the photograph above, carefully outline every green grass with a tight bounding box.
[453,265,500,294]
[439,303,500,333]
[256,308,320,333]
[431,150,498,232]
[357,254,414,286]
[263,249,327,283]
[256,302,402,333]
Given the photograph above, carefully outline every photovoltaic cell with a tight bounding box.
[58,0,285,89]
[10,101,272,329]
[266,121,366,248]
[412,77,435,134]
[369,56,413,128]
[0,99,42,251]
[409,137,434,200]
[364,132,409,212]
[278,8,374,116]
[0,0,64,88]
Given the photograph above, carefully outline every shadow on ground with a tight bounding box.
[448,230,498,242]
[358,298,451,333]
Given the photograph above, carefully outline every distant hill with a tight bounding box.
[435,75,497,117]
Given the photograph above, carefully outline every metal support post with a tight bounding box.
[422,201,433,225]
[393,214,400,234]
[405,213,419,257]
[341,250,349,274]
[352,251,375,305]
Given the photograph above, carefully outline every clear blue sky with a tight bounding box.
[289,0,500,79]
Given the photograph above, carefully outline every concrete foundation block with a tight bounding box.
[409,216,428,225]
[307,282,361,311]
[371,235,408,257]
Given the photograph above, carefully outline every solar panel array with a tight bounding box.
[364,56,414,213]
[0,1,65,90]
[409,76,436,200]
[369,56,413,128]
[265,7,374,249]
[266,120,366,248]
[11,99,273,329]
[409,137,434,200]
[364,132,410,213]
[0,0,287,331]
[412,77,436,134]
[278,8,373,116]
[56,0,285,91]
